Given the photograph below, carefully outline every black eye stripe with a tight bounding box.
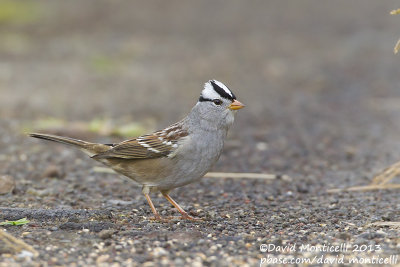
[210,80,236,100]
[199,96,212,102]
[198,96,226,106]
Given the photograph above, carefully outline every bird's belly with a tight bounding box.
[158,145,222,190]
[155,162,209,190]
[103,157,174,186]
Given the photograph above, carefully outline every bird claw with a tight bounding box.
[180,213,203,221]
[150,215,170,223]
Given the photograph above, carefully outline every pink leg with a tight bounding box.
[144,193,164,221]
[162,193,201,221]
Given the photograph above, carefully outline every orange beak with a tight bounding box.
[228,99,245,110]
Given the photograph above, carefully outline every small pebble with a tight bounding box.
[256,142,268,151]
[41,165,61,179]
[96,254,110,264]
[152,247,169,257]
[106,199,134,206]
[0,175,15,195]
[98,229,116,239]
[17,250,34,259]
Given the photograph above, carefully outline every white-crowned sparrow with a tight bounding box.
[30,80,244,221]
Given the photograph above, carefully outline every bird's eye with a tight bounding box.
[213,99,222,105]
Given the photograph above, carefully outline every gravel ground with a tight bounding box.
[1,1,400,266]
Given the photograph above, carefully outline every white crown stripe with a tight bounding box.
[201,82,221,100]
[201,80,234,100]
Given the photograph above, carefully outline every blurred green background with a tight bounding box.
[1,0,398,120]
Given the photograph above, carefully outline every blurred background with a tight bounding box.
[1,1,400,265]
[1,0,400,183]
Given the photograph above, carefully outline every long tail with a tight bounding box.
[29,133,110,155]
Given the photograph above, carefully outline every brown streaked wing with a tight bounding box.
[92,134,176,160]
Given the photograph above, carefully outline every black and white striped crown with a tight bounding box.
[199,80,236,102]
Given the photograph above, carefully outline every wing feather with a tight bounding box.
[92,122,188,160]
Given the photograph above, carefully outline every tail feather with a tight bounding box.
[29,133,110,155]
[29,133,89,148]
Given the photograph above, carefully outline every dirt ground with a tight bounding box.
[0,0,400,266]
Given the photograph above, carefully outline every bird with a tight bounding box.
[30,80,244,221]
